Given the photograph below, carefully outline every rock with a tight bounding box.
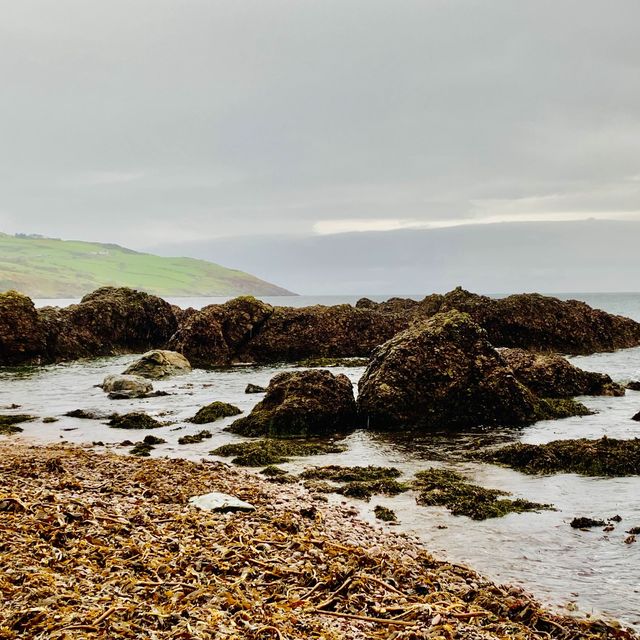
[38,287,178,362]
[500,348,625,398]
[122,349,191,379]
[188,492,255,513]
[570,517,606,529]
[108,412,162,429]
[168,296,275,366]
[65,409,113,420]
[626,381,640,391]
[0,290,46,365]
[189,402,242,424]
[357,311,544,430]
[632,411,640,422]
[100,374,153,399]
[245,383,267,394]
[227,369,358,438]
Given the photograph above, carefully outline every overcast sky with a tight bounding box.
[1,1,639,286]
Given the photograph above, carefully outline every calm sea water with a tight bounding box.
[5,292,640,630]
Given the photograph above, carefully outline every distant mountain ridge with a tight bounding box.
[0,233,293,298]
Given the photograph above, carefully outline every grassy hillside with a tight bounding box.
[0,233,293,298]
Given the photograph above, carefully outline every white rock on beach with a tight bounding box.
[189,492,256,513]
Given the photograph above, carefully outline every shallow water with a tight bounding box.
[4,291,640,630]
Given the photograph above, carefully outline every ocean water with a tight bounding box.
[5,291,640,630]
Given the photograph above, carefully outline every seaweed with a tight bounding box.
[337,479,410,500]
[211,439,346,466]
[108,412,162,430]
[300,465,402,482]
[570,517,605,529]
[413,468,552,520]
[480,437,640,476]
[533,398,593,420]
[296,357,369,368]
[189,402,241,424]
[0,414,35,435]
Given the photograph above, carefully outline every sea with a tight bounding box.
[2,292,640,630]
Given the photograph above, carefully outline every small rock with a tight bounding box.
[123,350,191,379]
[570,517,606,529]
[101,374,153,399]
[245,383,266,394]
[189,492,255,513]
[624,535,636,544]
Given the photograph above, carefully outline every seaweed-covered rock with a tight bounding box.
[481,437,640,476]
[245,383,266,394]
[189,402,241,424]
[501,348,624,398]
[570,517,606,529]
[108,412,162,430]
[100,374,153,399]
[211,439,346,466]
[228,370,358,438]
[38,287,178,362]
[122,350,191,379]
[357,311,543,430]
[0,290,46,365]
[0,414,36,435]
[168,296,274,366]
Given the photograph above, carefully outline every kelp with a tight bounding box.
[413,468,552,520]
[0,442,634,640]
[211,439,346,466]
[480,437,640,476]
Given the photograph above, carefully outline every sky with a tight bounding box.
[1,1,640,292]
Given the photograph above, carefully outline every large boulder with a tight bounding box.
[357,311,549,430]
[39,287,178,361]
[101,374,153,398]
[227,369,358,437]
[500,348,625,398]
[123,350,191,379]
[0,291,45,365]
[168,296,274,366]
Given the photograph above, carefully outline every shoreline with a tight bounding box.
[1,442,636,639]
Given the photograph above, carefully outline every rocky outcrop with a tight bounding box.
[0,291,46,365]
[100,374,153,399]
[168,296,274,366]
[228,369,358,438]
[123,350,191,379]
[357,311,586,431]
[39,287,178,362]
[500,348,625,398]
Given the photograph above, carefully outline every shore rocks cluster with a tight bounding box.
[5,285,640,368]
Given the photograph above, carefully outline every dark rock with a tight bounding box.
[38,287,178,363]
[227,369,358,437]
[108,412,162,430]
[65,409,112,420]
[177,430,212,445]
[189,402,241,424]
[0,290,46,365]
[122,350,191,379]
[168,296,274,366]
[570,517,606,529]
[626,381,640,391]
[632,411,640,422]
[374,505,398,522]
[143,435,166,445]
[501,348,625,398]
[245,383,267,394]
[295,357,369,368]
[357,311,553,430]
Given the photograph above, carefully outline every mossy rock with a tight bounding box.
[211,439,346,466]
[108,412,162,430]
[178,430,212,445]
[0,414,35,434]
[337,478,410,500]
[533,398,592,420]
[190,402,241,424]
[374,505,397,522]
[413,468,552,520]
[480,437,640,476]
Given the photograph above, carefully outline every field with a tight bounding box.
[0,234,292,298]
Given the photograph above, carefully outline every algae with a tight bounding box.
[413,468,552,520]
[570,517,605,529]
[300,465,402,482]
[260,465,288,477]
[211,439,346,466]
[190,402,241,424]
[296,357,369,368]
[0,414,35,435]
[337,478,410,500]
[533,397,593,420]
[480,437,640,476]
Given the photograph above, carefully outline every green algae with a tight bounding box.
[190,402,242,424]
[178,430,212,445]
[413,468,552,520]
[211,439,346,466]
[480,437,640,477]
[374,505,398,522]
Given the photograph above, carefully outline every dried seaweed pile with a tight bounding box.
[0,443,636,640]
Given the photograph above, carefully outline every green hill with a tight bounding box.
[0,233,294,298]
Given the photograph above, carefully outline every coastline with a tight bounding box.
[1,442,635,639]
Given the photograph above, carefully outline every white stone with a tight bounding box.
[189,492,255,513]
